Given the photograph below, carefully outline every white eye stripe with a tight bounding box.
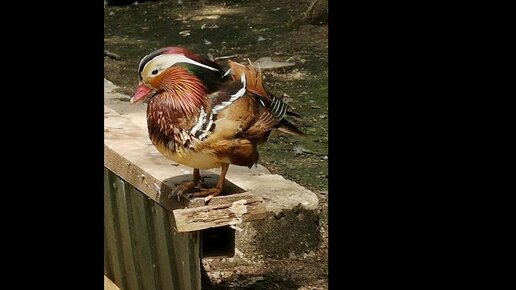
[144,54,219,77]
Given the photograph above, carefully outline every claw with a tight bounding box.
[192,188,222,204]
[182,192,194,201]
[168,180,198,199]
[168,186,181,199]
[168,166,227,203]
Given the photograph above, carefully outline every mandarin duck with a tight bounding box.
[130,47,303,202]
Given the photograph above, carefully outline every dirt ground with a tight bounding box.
[104,0,328,288]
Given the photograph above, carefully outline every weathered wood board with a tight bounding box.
[104,169,201,290]
[173,193,266,232]
[104,104,268,289]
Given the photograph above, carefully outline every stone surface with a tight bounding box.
[252,57,295,70]
[226,174,318,216]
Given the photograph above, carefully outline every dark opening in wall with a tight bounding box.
[201,226,235,258]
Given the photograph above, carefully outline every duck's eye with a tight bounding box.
[151,68,159,75]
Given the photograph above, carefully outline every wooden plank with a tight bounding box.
[104,275,121,290]
[168,217,201,290]
[104,169,125,289]
[186,232,202,289]
[162,208,184,290]
[174,231,193,290]
[104,104,265,290]
[128,187,158,290]
[107,168,207,290]
[186,192,261,208]
[173,194,267,232]
[104,106,248,213]
[104,235,111,277]
[114,178,140,290]
[150,202,177,290]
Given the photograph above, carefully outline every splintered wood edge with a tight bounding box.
[186,192,260,208]
[173,194,267,232]
[104,144,175,212]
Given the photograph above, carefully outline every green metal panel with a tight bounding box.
[104,168,201,290]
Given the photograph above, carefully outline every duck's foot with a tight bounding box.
[192,187,223,204]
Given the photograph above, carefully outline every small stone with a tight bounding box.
[179,30,191,37]
[292,71,304,80]
[288,252,297,259]
[303,250,316,258]
[190,15,220,21]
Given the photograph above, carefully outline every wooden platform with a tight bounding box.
[104,105,266,231]
[104,105,267,290]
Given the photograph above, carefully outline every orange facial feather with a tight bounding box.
[151,66,207,119]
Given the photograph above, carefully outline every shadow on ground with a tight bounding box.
[201,265,301,290]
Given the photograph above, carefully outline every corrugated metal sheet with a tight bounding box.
[104,168,201,290]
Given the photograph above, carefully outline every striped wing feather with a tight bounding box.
[227,60,302,139]
[182,59,303,166]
